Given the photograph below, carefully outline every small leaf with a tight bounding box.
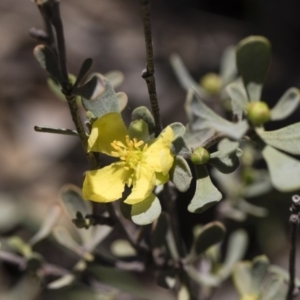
[116,92,128,111]
[251,255,269,293]
[262,277,288,300]
[209,152,240,174]
[85,225,113,252]
[33,44,64,84]
[184,127,214,149]
[262,145,300,192]
[188,165,222,213]
[232,262,253,296]
[271,87,300,121]
[238,200,268,218]
[169,122,186,137]
[60,184,92,220]
[226,82,248,121]
[236,36,271,100]
[131,106,156,137]
[257,123,300,155]
[48,274,76,289]
[29,204,62,246]
[156,269,177,289]
[220,46,237,85]
[170,53,208,98]
[186,89,249,139]
[170,156,192,192]
[211,138,239,158]
[81,74,120,118]
[73,58,93,89]
[111,239,137,257]
[171,136,191,156]
[104,70,124,89]
[131,194,161,225]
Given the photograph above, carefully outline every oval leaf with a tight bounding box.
[251,255,269,293]
[170,156,192,192]
[209,152,240,174]
[131,106,156,137]
[188,165,222,213]
[104,70,124,89]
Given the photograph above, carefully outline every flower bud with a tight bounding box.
[200,73,222,95]
[191,147,210,165]
[247,101,271,126]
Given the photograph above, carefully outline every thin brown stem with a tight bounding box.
[34,125,79,136]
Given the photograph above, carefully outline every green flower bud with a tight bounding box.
[191,147,210,165]
[128,119,149,141]
[247,101,271,126]
[200,73,223,95]
[242,167,255,186]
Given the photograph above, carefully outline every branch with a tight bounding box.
[140,0,162,136]
[34,126,79,136]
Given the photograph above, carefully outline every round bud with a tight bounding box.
[242,167,255,186]
[200,73,223,95]
[247,101,271,126]
[191,147,210,165]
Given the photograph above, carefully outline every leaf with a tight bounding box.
[116,92,128,111]
[209,152,240,174]
[188,165,222,213]
[105,70,124,89]
[171,136,191,156]
[169,122,186,137]
[81,74,120,118]
[183,127,214,149]
[262,145,300,192]
[47,274,76,289]
[60,184,92,220]
[73,58,93,89]
[238,200,268,218]
[271,87,300,121]
[170,53,208,98]
[156,270,177,289]
[232,262,253,296]
[226,82,248,121]
[84,225,113,252]
[170,156,192,192]
[257,123,300,155]
[33,44,64,84]
[220,46,237,85]
[186,89,249,139]
[217,230,248,279]
[236,36,271,100]
[111,239,137,257]
[262,277,288,300]
[251,255,269,293]
[210,138,240,159]
[29,204,62,246]
[131,106,156,137]
[131,194,161,225]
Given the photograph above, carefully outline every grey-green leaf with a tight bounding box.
[60,184,92,220]
[186,89,249,139]
[131,106,156,137]
[170,122,186,138]
[188,165,222,213]
[220,46,237,85]
[209,152,240,174]
[48,274,76,289]
[232,262,253,296]
[226,82,248,121]
[251,255,270,292]
[104,70,124,89]
[262,277,288,300]
[236,36,271,100]
[210,138,240,159]
[116,92,128,111]
[271,88,300,121]
[131,194,161,225]
[81,74,120,118]
[257,123,300,155]
[170,156,192,192]
[171,136,191,156]
[262,145,300,192]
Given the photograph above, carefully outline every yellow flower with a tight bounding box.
[82,112,175,205]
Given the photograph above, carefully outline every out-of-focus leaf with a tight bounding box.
[226,82,248,121]
[33,44,64,84]
[188,165,222,213]
[220,46,237,85]
[171,136,191,156]
[85,225,113,252]
[236,36,271,100]
[251,255,269,292]
[170,156,192,192]
[170,53,207,98]
[217,230,248,279]
[60,184,92,220]
[262,277,288,300]
[238,200,268,218]
[186,89,249,139]
[243,170,272,198]
[184,127,214,150]
[170,122,186,137]
[29,204,62,246]
[81,74,120,118]
[270,88,300,121]
[262,145,300,192]
[105,70,124,89]
[232,262,253,296]
[116,92,128,111]
[53,226,93,261]
[210,138,239,159]
[128,119,149,142]
[111,239,137,258]
[269,265,300,288]
[47,274,76,289]
[131,194,161,225]
[131,106,156,136]
[151,213,169,248]
[73,58,93,89]
[209,152,240,174]
[257,123,300,155]
[7,237,32,258]
[157,269,177,289]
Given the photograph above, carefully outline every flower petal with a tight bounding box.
[88,112,128,155]
[83,162,131,202]
[143,126,175,175]
[124,165,156,205]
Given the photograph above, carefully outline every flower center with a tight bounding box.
[111,135,148,171]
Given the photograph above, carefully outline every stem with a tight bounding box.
[287,195,300,300]
[34,125,79,136]
[140,0,162,136]
[201,132,226,149]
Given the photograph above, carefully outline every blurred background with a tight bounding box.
[1,0,300,299]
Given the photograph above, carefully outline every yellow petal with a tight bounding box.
[155,172,169,185]
[124,164,156,205]
[83,162,131,202]
[143,126,175,175]
[88,112,128,155]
